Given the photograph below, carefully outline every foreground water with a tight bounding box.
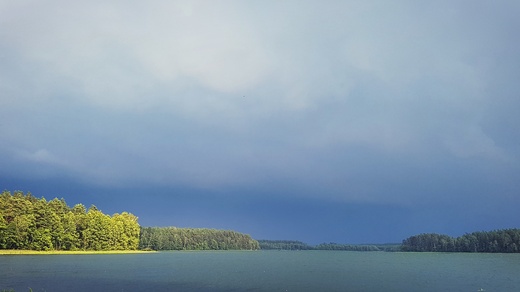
[1,250,519,291]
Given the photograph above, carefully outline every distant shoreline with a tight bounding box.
[0,250,156,255]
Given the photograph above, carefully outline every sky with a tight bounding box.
[1,0,519,244]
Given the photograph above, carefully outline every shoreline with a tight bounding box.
[0,250,156,255]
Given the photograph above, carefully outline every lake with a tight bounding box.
[1,250,519,291]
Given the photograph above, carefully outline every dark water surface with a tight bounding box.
[1,250,519,291]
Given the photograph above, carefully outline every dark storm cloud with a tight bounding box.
[1,0,519,219]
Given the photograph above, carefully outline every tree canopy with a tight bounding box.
[402,229,520,253]
[139,226,259,250]
[258,240,400,251]
[4,190,519,254]
[0,190,259,252]
[258,240,313,250]
[0,190,140,251]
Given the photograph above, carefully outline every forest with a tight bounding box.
[401,229,520,252]
[258,240,313,250]
[0,190,140,251]
[139,227,259,250]
[315,242,400,251]
[3,190,520,253]
[0,190,258,251]
[258,240,400,251]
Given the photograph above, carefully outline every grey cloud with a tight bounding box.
[1,1,519,204]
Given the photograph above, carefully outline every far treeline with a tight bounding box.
[401,229,520,253]
[258,240,401,252]
[139,227,259,250]
[261,230,520,253]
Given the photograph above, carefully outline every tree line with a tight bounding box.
[258,240,314,250]
[0,190,140,251]
[258,240,400,251]
[261,230,520,253]
[4,190,520,253]
[315,243,400,252]
[0,190,260,251]
[139,227,259,250]
[401,229,520,253]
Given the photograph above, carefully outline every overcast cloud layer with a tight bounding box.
[1,1,519,241]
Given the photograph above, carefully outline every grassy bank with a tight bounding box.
[0,250,155,255]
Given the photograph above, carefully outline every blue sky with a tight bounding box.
[1,1,519,244]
